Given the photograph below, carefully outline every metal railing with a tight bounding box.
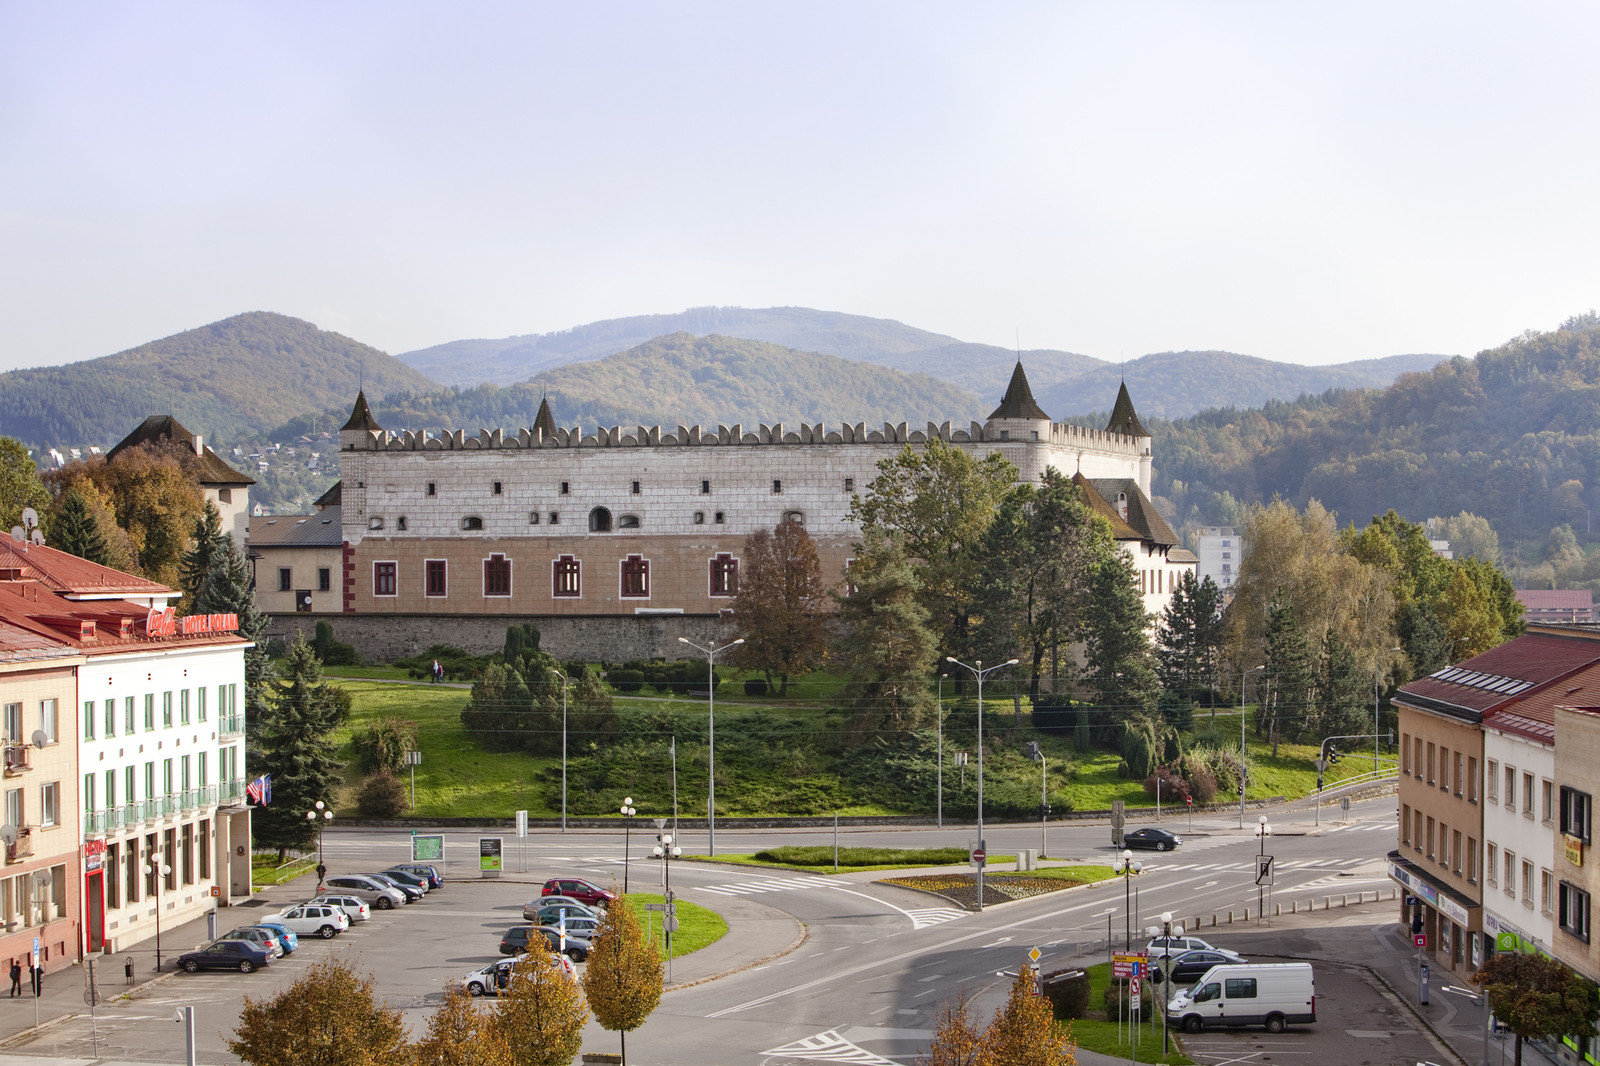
[218,716,245,739]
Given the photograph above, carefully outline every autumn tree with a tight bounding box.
[486,948,590,1066]
[731,515,830,694]
[926,995,984,1066]
[851,438,1017,654]
[980,965,1078,1065]
[51,480,136,572]
[411,985,512,1066]
[45,443,205,587]
[1472,951,1600,1066]
[832,530,939,734]
[0,436,48,537]
[228,958,407,1066]
[581,894,664,1066]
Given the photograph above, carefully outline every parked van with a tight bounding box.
[1165,962,1315,1033]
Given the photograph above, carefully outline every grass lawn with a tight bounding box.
[1063,962,1193,1064]
[623,893,726,959]
[252,853,315,888]
[325,666,419,681]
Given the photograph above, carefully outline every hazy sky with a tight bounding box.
[4,3,1598,373]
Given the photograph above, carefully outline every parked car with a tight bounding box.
[541,914,601,939]
[1146,934,1218,957]
[378,868,431,895]
[459,952,576,996]
[252,921,299,955]
[499,924,593,962]
[388,863,443,889]
[178,940,272,973]
[323,875,407,910]
[217,926,284,959]
[1166,962,1316,1033]
[308,894,371,922]
[367,872,424,902]
[274,903,351,939]
[524,897,601,923]
[1153,949,1249,986]
[1122,828,1182,852]
[541,877,616,909]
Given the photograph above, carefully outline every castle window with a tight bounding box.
[772,479,782,494]
[631,481,641,495]
[619,515,640,529]
[425,560,447,598]
[493,481,502,496]
[483,554,511,598]
[278,568,292,592]
[844,478,854,492]
[694,512,705,525]
[714,511,725,524]
[589,507,612,532]
[701,480,711,495]
[553,555,581,598]
[783,510,805,526]
[218,488,232,503]
[621,555,650,598]
[710,554,738,597]
[549,512,559,525]
[461,516,484,531]
[1000,430,1010,441]
[397,516,407,531]
[368,516,384,530]
[373,562,397,597]
[426,482,436,496]
[560,481,570,495]
[1031,431,1039,441]
[529,512,540,525]
[318,568,331,592]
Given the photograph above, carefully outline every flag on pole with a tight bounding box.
[245,774,272,806]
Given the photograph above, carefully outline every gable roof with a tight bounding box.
[107,414,255,486]
[1104,381,1150,438]
[986,361,1050,421]
[313,481,342,510]
[1397,630,1600,723]
[342,390,382,432]
[0,538,173,600]
[1075,475,1182,548]
[249,507,343,548]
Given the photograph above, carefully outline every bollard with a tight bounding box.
[1292,900,1298,914]
[1324,896,1331,910]
[1341,893,1348,907]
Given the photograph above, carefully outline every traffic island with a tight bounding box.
[879,864,1118,910]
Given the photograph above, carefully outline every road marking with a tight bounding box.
[763,1029,905,1064]
[905,908,967,929]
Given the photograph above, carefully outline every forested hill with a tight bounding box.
[280,332,985,439]
[0,312,438,449]
[395,305,1444,418]
[1154,315,1600,549]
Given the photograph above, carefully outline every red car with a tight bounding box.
[541,877,616,908]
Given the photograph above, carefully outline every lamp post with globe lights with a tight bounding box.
[652,831,682,973]
[676,636,743,856]
[143,851,172,970]
[944,655,1018,911]
[619,797,637,892]
[1149,912,1183,1054]
[1254,815,1272,920]
[305,801,333,869]
[1113,849,1142,950]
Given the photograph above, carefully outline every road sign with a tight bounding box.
[1406,895,1421,907]
[644,903,667,912]
[1028,947,1041,963]
[1185,795,1192,807]
[1340,797,1352,811]
[1131,976,1141,997]
[1112,953,1146,978]
[1415,934,1427,948]
[1256,854,1274,885]
[971,846,987,867]
[515,810,528,838]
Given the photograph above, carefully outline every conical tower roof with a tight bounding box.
[534,395,558,439]
[986,361,1050,421]
[341,390,382,432]
[1104,381,1149,438]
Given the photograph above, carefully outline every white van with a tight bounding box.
[1165,962,1315,1033]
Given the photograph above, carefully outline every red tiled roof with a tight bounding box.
[1398,631,1600,718]
[0,540,172,598]
[1517,590,1594,610]
[0,584,244,656]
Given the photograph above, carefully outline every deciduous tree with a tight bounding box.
[926,995,984,1066]
[46,444,205,588]
[411,985,512,1066]
[581,893,664,1066]
[487,948,590,1066]
[1472,951,1600,1066]
[979,965,1078,1065]
[228,958,407,1066]
[732,516,830,694]
[0,436,48,537]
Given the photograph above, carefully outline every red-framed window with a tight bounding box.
[425,560,447,598]
[621,555,650,598]
[483,554,511,598]
[710,554,739,597]
[553,555,581,598]
[373,562,397,597]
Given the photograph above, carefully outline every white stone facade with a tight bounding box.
[1483,720,1557,956]
[1196,526,1240,592]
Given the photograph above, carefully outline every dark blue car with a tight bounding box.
[178,940,272,973]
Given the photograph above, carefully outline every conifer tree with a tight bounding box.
[1081,548,1157,745]
[1156,571,1223,713]
[581,893,664,1066]
[250,632,347,860]
[832,529,939,734]
[179,501,225,610]
[1262,597,1313,757]
[49,489,108,564]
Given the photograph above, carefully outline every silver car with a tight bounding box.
[323,874,407,910]
[307,894,371,922]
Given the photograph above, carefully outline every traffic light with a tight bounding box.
[1037,803,1052,819]
[1328,744,1340,764]
[1025,741,1041,762]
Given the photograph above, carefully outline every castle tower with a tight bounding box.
[339,391,383,539]
[1104,380,1153,496]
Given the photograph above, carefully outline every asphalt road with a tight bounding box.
[0,795,1417,1065]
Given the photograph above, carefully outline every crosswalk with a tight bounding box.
[1147,855,1375,874]
[697,874,840,897]
[1323,821,1400,833]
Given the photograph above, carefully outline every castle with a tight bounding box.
[257,363,1194,660]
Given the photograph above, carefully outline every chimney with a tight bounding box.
[193,434,204,456]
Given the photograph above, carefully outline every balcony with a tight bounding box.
[218,716,245,740]
[84,808,121,837]
[5,827,34,864]
[219,778,246,807]
[3,745,30,776]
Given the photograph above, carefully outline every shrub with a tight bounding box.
[744,678,769,696]
[356,770,407,817]
[312,620,360,666]
[608,669,645,693]
[351,719,416,775]
[1043,969,1090,1019]
[1142,765,1191,804]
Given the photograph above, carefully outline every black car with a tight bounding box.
[388,863,443,889]
[499,924,593,962]
[1122,827,1182,852]
[1152,948,1248,986]
[367,872,425,901]
[177,940,273,973]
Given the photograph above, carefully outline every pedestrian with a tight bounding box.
[31,962,41,997]
[8,959,19,997]
[124,957,134,985]
[431,659,441,683]
[316,862,327,887]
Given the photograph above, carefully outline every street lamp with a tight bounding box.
[1026,740,1047,858]
[1254,815,1272,920]
[937,673,947,829]
[551,667,568,832]
[677,636,743,856]
[143,851,171,970]
[619,797,637,892]
[1149,912,1184,1054]
[652,832,682,971]
[1113,849,1142,950]
[945,656,1018,912]
[1239,665,1265,828]
[305,800,333,868]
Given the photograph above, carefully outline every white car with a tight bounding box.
[273,903,351,939]
[459,952,577,996]
[308,894,371,923]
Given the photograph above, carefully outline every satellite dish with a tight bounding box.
[29,530,43,547]
[19,508,37,530]
[30,730,46,750]
[0,826,17,847]
[9,527,21,543]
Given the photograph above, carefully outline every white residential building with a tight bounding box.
[1196,526,1241,592]
[1482,699,1559,960]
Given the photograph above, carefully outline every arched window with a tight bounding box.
[618,514,640,529]
[589,507,612,532]
[783,510,805,527]
[461,516,484,531]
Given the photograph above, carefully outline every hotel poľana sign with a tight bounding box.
[145,608,238,638]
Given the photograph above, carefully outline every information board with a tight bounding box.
[479,837,504,874]
[411,834,445,862]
